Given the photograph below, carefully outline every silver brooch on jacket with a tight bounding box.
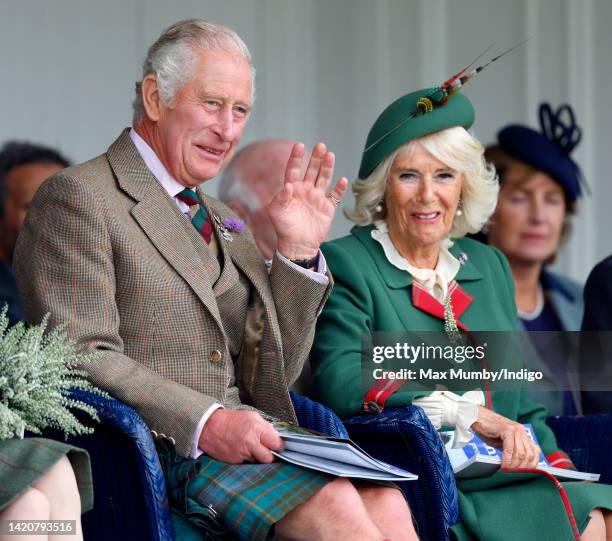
[212,215,232,242]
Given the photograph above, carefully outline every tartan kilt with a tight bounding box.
[156,438,333,541]
[0,437,93,512]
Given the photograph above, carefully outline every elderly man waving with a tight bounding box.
[14,19,417,541]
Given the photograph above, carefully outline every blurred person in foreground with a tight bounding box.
[483,104,585,416]
[0,141,69,326]
[0,443,90,541]
[310,75,612,538]
[13,19,418,541]
[218,139,305,260]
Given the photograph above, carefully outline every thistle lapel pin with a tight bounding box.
[212,215,245,242]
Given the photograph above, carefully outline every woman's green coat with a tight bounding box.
[311,225,612,540]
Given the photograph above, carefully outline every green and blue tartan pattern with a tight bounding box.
[156,439,332,540]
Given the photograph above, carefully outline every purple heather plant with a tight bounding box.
[222,217,245,233]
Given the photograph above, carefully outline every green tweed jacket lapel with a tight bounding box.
[106,129,224,331]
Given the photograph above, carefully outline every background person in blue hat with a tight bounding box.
[310,84,612,540]
[483,104,584,416]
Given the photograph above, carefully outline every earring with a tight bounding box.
[456,199,463,217]
[375,200,384,213]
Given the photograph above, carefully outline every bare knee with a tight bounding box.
[299,478,367,523]
[359,484,410,513]
[582,508,605,541]
[33,456,81,515]
[0,487,50,521]
[275,478,380,541]
[357,485,417,540]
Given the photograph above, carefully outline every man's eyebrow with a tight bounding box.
[198,91,222,101]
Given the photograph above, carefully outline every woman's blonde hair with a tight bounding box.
[345,126,499,238]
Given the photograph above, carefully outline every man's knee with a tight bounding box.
[277,477,369,535]
[305,478,366,520]
[359,485,410,512]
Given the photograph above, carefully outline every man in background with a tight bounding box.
[0,141,69,325]
[219,139,306,260]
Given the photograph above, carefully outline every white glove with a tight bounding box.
[413,388,485,448]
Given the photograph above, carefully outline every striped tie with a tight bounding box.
[176,188,214,244]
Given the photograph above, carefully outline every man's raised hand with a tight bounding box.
[269,142,348,260]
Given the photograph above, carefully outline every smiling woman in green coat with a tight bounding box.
[310,84,612,540]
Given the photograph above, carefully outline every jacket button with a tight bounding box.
[210,350,222,363]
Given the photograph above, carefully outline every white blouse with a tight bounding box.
[371,220,484,447]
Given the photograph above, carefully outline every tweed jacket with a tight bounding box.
[14,130,331,457]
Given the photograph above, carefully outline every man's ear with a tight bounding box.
[226,202,250,224]
[141,74,163,122]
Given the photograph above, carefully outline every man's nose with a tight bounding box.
[214,109,235,141]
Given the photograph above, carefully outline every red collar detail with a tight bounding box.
[411,280,473,331]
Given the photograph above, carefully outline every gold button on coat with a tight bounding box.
[209,349,222,363]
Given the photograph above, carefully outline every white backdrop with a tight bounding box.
[1,0,611,281]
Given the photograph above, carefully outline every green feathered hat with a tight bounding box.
[358,88,475,179]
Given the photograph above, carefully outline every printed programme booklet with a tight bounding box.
[272,423,418,481]
[442,424,600,482]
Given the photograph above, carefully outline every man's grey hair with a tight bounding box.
[132,19,256,124]
[218,166,261,211]
[346,126,499,238]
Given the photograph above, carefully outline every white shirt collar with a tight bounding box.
[129,128,186,199]
[371,220,460,304]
